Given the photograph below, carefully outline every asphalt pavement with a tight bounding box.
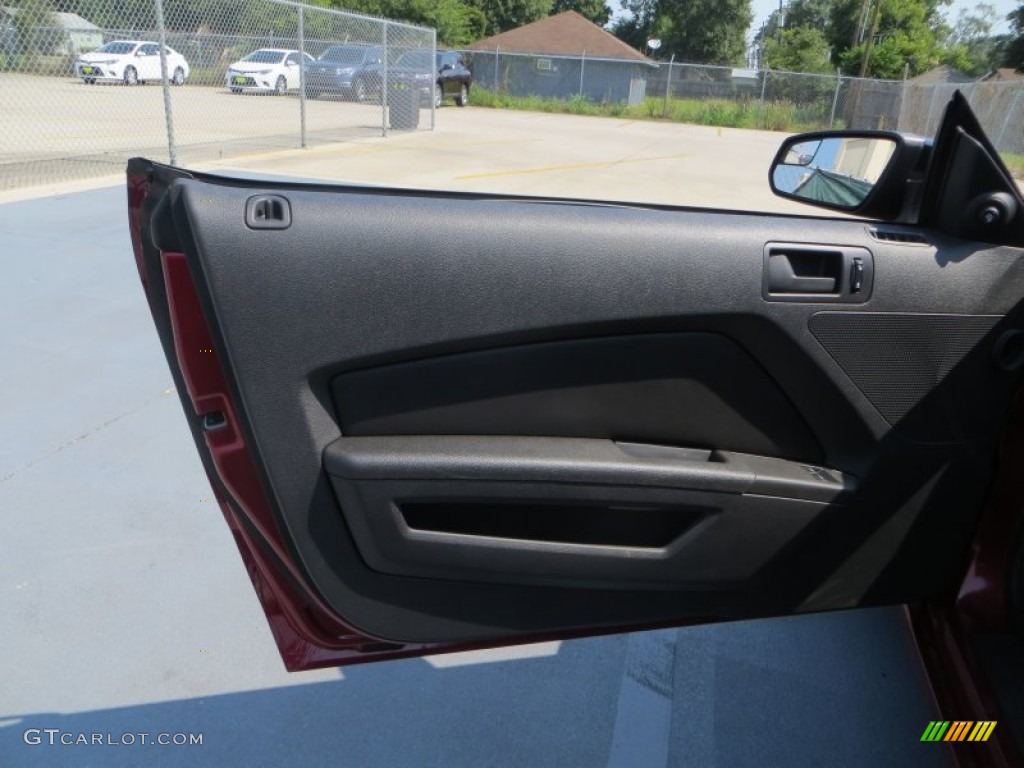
[0,185,953,767]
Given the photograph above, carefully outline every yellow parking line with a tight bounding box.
[454,153,687,180]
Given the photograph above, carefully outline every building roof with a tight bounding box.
[980,67,1024,82]
[910,64,973,84]
[55,12,100,31]
[467,10,649,62]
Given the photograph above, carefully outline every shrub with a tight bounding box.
[764,102,796,131]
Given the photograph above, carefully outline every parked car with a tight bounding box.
[389,48,471,108]
[126,93,1024,764]
[305,44,385,101]
[226,48,314,95]
[76,40,189,86]
[435,50,472,107]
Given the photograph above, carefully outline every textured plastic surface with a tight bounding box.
[325,436,849,588]
[325,436,852,502]
[333,333,822,462]
[809,312,1002,429]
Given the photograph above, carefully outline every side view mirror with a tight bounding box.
[769,131,929,220]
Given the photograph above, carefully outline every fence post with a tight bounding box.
[430,28,436,130]
[759,68,768,129]
[298,5,307,149]
[925,85,938,135]
[579,49,585,97]
[829,69,841,129]
[662,54,675,117]
[897,62,908,131]
[996,84,1024,152]
[381,22,388,137]
[494,45,499,91]
[153,0,176,164]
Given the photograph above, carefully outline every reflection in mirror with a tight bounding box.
[773,137,897,208]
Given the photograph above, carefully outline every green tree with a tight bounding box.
[941,2,1004,75]
[552,0,611,25]
[54,0,154,28]
[785,0,834,29]
[386,0,490,45]
[615,0,752,64]
[470,0,554,34]
[314,0,488,46]
[13,0,59,55]
[609,14,650,52]
[764,26,834,72]
[827,0,951,77]
[1004,4,1024,70]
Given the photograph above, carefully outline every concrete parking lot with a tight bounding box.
[2,72,811,215]
[208,107,814,213]
[0,74,393,189]
[0,104,952,766]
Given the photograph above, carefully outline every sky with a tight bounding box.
[609,0,1019,40]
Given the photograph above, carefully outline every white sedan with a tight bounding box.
[76,40,190,86]
[226,49,314,95]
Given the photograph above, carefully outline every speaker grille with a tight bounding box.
[809,312,1000,424]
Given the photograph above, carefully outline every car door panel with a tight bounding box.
[139,45,160,80]
[133,163,1024,658]
[331,332,822,460]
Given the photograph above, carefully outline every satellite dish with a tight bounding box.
[647,38,662,50]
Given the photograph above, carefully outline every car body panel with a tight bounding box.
[226,49,314,93]
[305,44,385,100]
[389,49,471,106]
[77,40,189,84]
[436,50,471,103]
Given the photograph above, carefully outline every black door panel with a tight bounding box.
[143,172,1024,645]
[332,333,823,461]
[326,436,850,589]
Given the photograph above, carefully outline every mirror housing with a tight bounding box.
[769,130,930,221]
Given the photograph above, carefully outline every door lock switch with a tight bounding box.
[849,257,864,294]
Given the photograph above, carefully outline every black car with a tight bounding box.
[306,44,385,102]
[389,49,471,109]
[435,50,471,107]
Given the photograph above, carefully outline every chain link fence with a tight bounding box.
[0,0,435,191]
[456,50,1024,155]
[4,7,1023,195]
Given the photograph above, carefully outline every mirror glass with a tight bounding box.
[772,137,897,208]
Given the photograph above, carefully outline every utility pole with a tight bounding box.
[852,0,871,47]
[858,0,883,78]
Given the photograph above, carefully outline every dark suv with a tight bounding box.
[435,50,472,107]
[306,44,385,102]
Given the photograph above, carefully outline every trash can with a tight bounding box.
[388,82,419,131]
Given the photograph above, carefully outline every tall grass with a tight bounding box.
[1001,152,1024,179]
[470,88,842,133]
